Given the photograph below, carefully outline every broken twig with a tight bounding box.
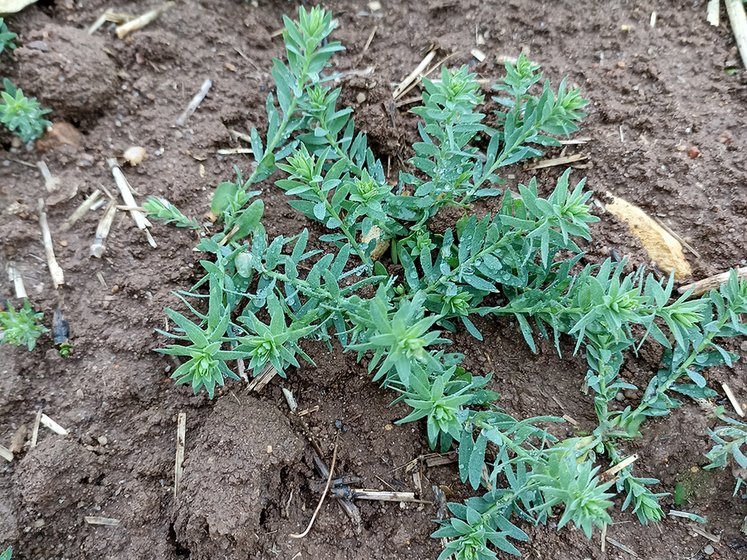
[31,410,42,448]
[37,199,65,289]
[722,382,745,417]
[176,78,213,127]
[523,153,588,170]
[90,200,117,258]
[726,0,747,67]
[61,189,102,232]
[174,412,186,499]
[84,516,121,526]
[7,263,27,299]
[289,437,338,539]
[115,1,174,38]
[37,161,61,192]
[678,266,747,297]
[107,158,156,247]
[0,444,12,462]
[393,49,436,100]
[40,413,68,435]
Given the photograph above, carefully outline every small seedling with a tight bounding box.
[0,78,52,143]
[0,18,16,55]
[0,299,47,351]
[0,546,11,560]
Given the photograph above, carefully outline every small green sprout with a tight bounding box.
[0,18,17,55]
[155,275,243,398]
[58,342,73,357]
[0,299,48,351]
[0,545,11,560]
[0,78,52,143]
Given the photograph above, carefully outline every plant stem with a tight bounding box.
[632,313,729,419]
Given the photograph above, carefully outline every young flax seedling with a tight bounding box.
[0,299,47,351]
[0,18,17,55]
[147,7,747,558]
[0,79,52,143]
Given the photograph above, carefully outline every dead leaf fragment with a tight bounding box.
[0,0,38,16]
[360,225,390,261]
[605,194,692,279]
[124,146,146,166]
[36,123,82,152]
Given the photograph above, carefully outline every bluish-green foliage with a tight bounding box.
[0,79,51,143]
[147,7,747,558]
[0,18,16,55]
[0,299,47,351]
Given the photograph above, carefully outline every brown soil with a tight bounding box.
[1,0,747,559]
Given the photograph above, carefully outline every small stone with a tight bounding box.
[146,93,156,101]
[111,285,119,294]
[704,544,714,555]
[356,92,366,103]
[98,436,108,446]
[384,424,393,431]
[334,420,342,429]
[59,240,68,247]
[687,146,700,158]
[616,61,626,69]
[623,388,638,400]
[224,62,237,72]
[267,445,273,454]
[76,389,83,398]
[27,41,49,52]
[615,392,625,402]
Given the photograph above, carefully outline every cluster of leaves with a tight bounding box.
[0,299,47,351]
[0,18,16,55]
[146,7,747,559]
[0,78,51,143]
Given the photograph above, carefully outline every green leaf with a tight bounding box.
[211,182,238,215]
[233,199,265,241]
[468,430,488,489]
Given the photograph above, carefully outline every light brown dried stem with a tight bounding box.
[0,444,12,462]
[7,263,27,299]
[61,189,102,232]
[677,266,747,297]
[600,454,638,482]
[289,437,339,539]
[115,1,174,38]
[40,413,68,435]
[708,0,721,26]
[393,49,436,100]
[90,200,118,258]
[31,409,42,448]
[396,51,459,101]
[722,382,745,417]
[216,148,253,155]
[726,0,747,67]
[523,153,588,170]
[107,158,156,247]
[653,216,701,258]
[84,516,121,526]
[176,78,213,127]
[247,363,278,392]
[37,199,65,289]
[174,412,186,499]
[37,161,61,192]
[605,537,638,557]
